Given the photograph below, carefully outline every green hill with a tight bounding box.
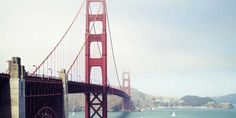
[180,95,214,106]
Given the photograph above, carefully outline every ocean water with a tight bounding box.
[69,108,236,118]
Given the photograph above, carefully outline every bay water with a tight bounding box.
[69,108,236,118]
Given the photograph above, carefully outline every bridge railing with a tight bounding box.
[0,73,10,78]
[26,72,60,80]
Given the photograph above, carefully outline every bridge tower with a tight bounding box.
[123,71,134,111]
[123,71,131,97]
[85,0,108,118]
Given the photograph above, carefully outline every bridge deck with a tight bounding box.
[0,74,131,117]
[68,81,130,100]
[0,74,130,99]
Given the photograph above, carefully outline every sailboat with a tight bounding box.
[171,111,176,117]
[72,106,75,116]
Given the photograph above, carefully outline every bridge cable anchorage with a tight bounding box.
[105,4,122,90]
[67,2,103,74]
[31,0,86,76]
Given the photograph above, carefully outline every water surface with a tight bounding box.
[69,108,236,118]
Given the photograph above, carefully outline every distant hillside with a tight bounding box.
[67,88,156,111]
[213,93,236,104]
[180,95,214,107]
[67,90,235,111]
[130,88,157,110]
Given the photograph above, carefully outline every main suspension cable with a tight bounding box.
[105,4,122,89]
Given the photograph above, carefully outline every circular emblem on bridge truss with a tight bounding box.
[34,107,57,118]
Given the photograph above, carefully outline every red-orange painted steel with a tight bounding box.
[85,0,108,117]
[123,72,131,96]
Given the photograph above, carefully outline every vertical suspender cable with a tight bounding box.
[67,3,102,74]
[31,0,86,75]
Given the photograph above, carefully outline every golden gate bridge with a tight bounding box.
[0,0,134,118]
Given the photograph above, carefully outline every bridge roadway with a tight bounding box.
[25,74,130,99]
[0,73,131,118]
[68,81,130,100]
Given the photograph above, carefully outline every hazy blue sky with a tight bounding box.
[0,0,236,97]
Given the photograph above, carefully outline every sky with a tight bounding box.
[0,0,236,97]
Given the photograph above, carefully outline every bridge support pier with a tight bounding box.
[59,69,69,118]
[8,57,26,118]
[124,98,135,112]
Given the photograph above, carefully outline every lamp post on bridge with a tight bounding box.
[48,68,52,79]
[69,74,72,81]
[32,65,39,76]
